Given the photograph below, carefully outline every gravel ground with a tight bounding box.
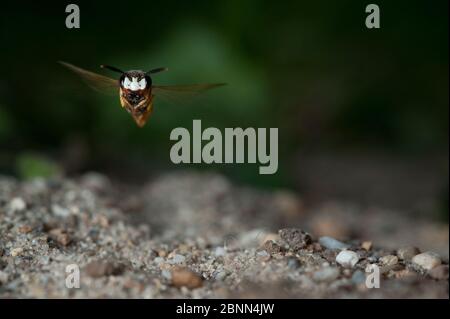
[0,171,448,298]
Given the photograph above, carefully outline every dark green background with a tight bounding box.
[0,1,448,217]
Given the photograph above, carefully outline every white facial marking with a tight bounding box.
[122,76,146,91]
[127,77,141,91]
[138,78,147,89]
[123,77,131,89]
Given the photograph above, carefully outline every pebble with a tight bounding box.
[351,270,366,285]
[278,228,312,251]
[312,267,340,282]
[287,257,301,269]
[10,197,26,213]
[361,241,372,251]
[0,271,8,284]
[256,250,269,258]
[214,247,226,257]
[260,233,280,246]
[397,246,420,261]
[10,247,24,257]
[318,236,349,250]
[18,225,32,234]
[379,255,398,266]
[428,265,449,280]
[263,240,284,254]
[51,204,70,218]
[85,260,124,278]
[256,250,271,261]
[412,252,441,271]
[336,250,360,268]
[169,254,186,264]
[154,257,165,265]
[171,267,203,289]
[49,229,72,247]
[214,271,227,281]
[161,269,172,280]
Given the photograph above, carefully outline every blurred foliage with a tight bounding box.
[16,152,61,180]
[0,1,448,191]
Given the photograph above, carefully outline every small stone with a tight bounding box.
[154,257,165,265]
[312,267,340,282]
[49,229,71,246]
[259,233,280,246]
[161,269,172,280]
[51,204,70,217]
[10,247,24,257]
[394,269,417,279]
[397,246,420,261]
[256,250,269,257]
[428,265,449,280]
[412,252,441,271]
[171,267,203,289]
[379,255,398,266]
[278,228,312,251]
[95,215,110,228]
[214,247,226,257]
[318,236,349,250]
[256,250,271,261]
[214,271,227,281]
[0,271,8,284]
[85,260,124,278]
[287,257,300,269]
[263,240,284,254]
[10,197,26,213]
[361,241,372,251]
[18,225,32,234]
[336,250,360,268]
[351,270,365,284]
[169,254,186,264]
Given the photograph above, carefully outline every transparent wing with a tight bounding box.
[152,83,226,106]
[58,61,119,94]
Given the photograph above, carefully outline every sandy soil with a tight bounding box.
[0,171,448,298]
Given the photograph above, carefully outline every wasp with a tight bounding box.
[59,61,225,127]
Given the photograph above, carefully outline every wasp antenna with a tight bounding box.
[147,67,168,75]
[100,64,124,74]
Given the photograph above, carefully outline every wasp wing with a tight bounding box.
[152,83,226,106]
[59,61,119,94]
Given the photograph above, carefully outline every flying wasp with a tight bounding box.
[59,61,225,127]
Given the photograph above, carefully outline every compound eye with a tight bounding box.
[123,77,131,89]
[138,78,147,89]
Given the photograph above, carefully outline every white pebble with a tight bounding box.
[412,252,441,271]
[379,255,398,266]
[319,236,349,250]
[336,250,360,268]
[10,197,26,213]
[170,254,186,264]
[161,269,172,280]
[52,204,70,217]
[214,247,226,257]
[312,267,340,282]
[154,257,165,265]
[10,247,24,257]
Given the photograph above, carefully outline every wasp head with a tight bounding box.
[119,71,152,91]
